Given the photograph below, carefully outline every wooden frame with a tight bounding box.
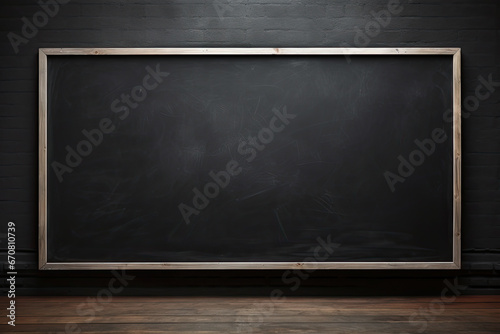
[39,48,461,270]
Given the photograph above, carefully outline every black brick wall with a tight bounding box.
[0,0,499,295]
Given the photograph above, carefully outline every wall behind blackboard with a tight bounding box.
[0,0,498,294]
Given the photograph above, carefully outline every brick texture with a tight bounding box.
[0,0,499,294]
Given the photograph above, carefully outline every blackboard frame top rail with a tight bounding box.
[40,262,461,270]
[39,47,461,56]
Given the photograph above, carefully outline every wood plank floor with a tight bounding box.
[1,296,499,333]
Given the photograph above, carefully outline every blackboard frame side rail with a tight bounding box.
[452,49,461,270]
[39,49,48,270]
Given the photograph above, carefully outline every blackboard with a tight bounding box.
[39,48,461,270]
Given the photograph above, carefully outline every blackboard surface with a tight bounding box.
[44,52,456,265]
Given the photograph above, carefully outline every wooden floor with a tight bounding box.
[1,296,499,333]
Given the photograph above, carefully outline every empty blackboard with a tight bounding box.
[39,48,461,270]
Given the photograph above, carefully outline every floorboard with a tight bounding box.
[1,296,499,333]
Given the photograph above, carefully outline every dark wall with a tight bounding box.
[0,0,499,295]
